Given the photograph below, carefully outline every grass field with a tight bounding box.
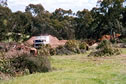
[1,49,126,84]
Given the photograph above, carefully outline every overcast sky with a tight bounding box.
[8,0,97,13]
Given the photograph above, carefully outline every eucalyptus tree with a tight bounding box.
[75,9,94,39]
[96,0,124,36]
[0,6,12,41]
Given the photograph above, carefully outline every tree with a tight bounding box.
[89,0,125,39]
[8,11,33,42]
[52,8,72,21]
[121,6,126,36]
[0,6,12,41]
[0,1,126,42]
[51,8,75,39]
[0,0,7,7]
[25,4,45,16]
[75,9,94,39]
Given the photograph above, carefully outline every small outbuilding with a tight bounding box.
[26,35,67,48]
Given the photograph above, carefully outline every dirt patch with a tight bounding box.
[49,35,67,48]
[0,43,37,59]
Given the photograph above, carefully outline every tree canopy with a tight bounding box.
[0,0,126,42]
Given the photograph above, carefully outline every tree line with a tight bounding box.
[0,0,126,42]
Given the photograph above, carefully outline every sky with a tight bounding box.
[8,0,98,13]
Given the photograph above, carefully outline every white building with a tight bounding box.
[33,36,50,48]
[26,35,67,48]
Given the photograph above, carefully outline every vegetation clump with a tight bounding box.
[36,40,88,56]
[55,40,89,55]
[0,50,51,80]
[56,45,74,55]
[88,40,121,57]
[65,40,80,53]
[38,44,56,56]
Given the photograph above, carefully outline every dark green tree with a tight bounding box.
[0,6,12,41]
[75,9,94,39]
[94,0,124,37]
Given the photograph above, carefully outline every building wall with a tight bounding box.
[36,36,50,44]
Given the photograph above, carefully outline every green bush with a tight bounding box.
[64,40,83,54]
[65,40,81,54]
[0,51,13,74]
[38,44,51,56]
[65,40,79,51]
[96,40,111,49]
[38,44,56,56]
[49,48,56,56]
[55,40,88,55]
[11,53,51,73]
[56,46,74,55]
[79,42,89,50]
[89,40,121,57]
[0,50,51,78]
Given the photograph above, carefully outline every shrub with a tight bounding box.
[38,44,56,56]
[96,40,111,49]
[64,40,82,54]
[88,40,121,57]
[49,48,56,56]
[56,46,74,55]
[55,40,88,55]
[10,53,51,73]
[79,42,89,50]
[65,40,79,52]
[0,50,51,79]
[38,44,51,56]
[0,51,15,76]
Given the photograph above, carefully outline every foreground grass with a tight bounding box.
[121,48,126,54]
[1,51,126,84]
